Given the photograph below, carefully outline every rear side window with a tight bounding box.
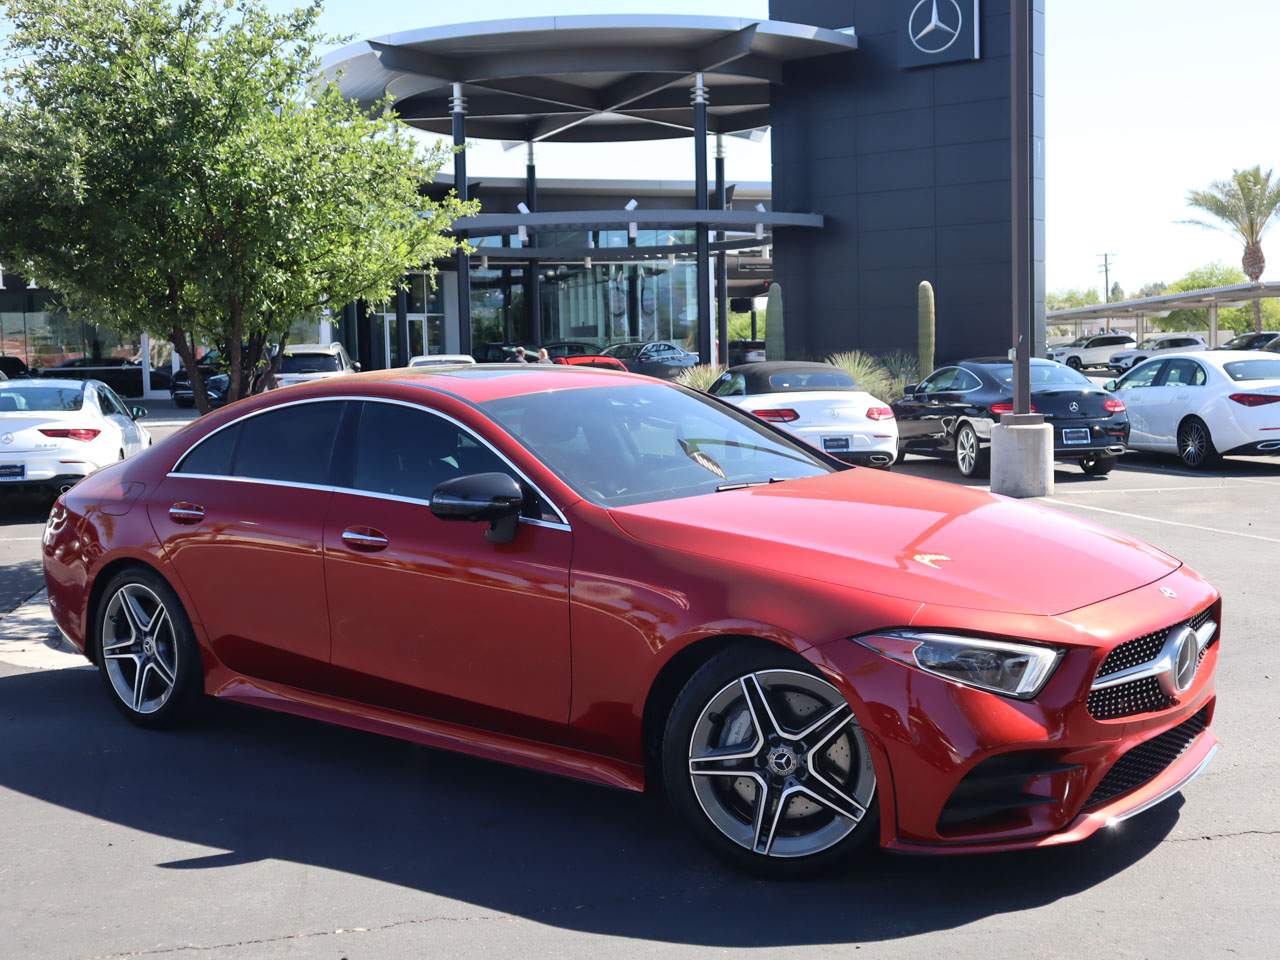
[1161,359,1206,387]
[177,424,240,475]
[232,402,344,483]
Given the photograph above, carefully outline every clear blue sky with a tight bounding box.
[252,1,1280,294]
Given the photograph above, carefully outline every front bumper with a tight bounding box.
[812,565,1221,854]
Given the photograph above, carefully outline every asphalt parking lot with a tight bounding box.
[1,429,1276,959]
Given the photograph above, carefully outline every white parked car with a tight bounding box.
[408,354,476,367]
[1108,333,1206,373]
[0,379,151,495]
[708,361,898,468]
[1105,350,1280,468]
[274,343,358,388]
[1047,333,1136,370]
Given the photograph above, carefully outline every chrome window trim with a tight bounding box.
[919,366,982,395]
[167,394,571,531]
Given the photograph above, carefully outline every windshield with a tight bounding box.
[986,364,1093,388]
[1064,336,1091,347]
[1138,338,1165,349]
[766,370,857,392]
[1223,359,1280,381]
[0,385,85,411]
[280,353,340,374]
[480,383,834,507]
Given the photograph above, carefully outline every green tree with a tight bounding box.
[1046,288,1102,311]
[1162,263,1280,335]
[1184,166,1280,332]
[0,0,476,410]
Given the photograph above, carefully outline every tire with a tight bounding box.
[955,423,990,479]
[1081,454,1116,476]
[661,644,879,878]
[92,566,203,728]
[1066,356,1083,370]
[1177,417,1218,470]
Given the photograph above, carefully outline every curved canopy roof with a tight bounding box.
[322,15,858,144]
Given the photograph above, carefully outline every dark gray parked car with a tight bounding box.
[601,340,700,380]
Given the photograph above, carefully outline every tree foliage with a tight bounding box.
[1162,263,1280,335]
[0,0,476,409]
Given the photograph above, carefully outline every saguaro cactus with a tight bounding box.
[765,282,784,360]
[917,280,936,377]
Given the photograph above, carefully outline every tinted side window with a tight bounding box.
[178,424,241,476]
[1118,361,1164,390]
[712,373,746,397]
[921,368,959,392]
[348,402,556,521]
[953,369,983,391]
[233,401,343,484]
[1162,359,1207,387]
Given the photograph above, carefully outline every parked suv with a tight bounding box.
[1214,331,1279,351]
[1046,334,1136,371]
[1109,333,1206,373]
[274,343,358,388]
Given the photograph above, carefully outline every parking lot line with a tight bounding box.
[1044,498,1280,545]
[1051,484,1233,496]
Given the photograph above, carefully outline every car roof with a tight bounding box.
[960,357,1057,367]
[283,343,341,354]
[0,378,87,389]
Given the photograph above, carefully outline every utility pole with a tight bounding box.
[1098,253,1118,333]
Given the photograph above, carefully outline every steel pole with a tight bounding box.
[715,134,729,363]
[525,141,542,347]
[1011,1,1033,414]
[693,74,712,366]
[452,84,472,356]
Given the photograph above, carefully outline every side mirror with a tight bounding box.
[130,406,147,420]
[1103,380,1118,393]
[430,472,525,543]
[351,361,362,372]
[901,383,918,395]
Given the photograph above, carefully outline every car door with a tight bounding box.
[96,384,143,455]
[1144,358,1208,450]
[321,398,572,737]
[1112,359,1166,448]
[894,367,961,449]
[148,399,345,677]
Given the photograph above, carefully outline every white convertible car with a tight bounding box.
[708,361,898,468]
[1105,350,1280,468]
[0,379,151,495]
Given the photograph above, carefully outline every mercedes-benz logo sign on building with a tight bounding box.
[909,0,963,54]
[899,0,981,69]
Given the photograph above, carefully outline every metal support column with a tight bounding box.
[692,74,712,366]
[526,141,542,348]
[341,302,358,366]
[395,286,410,367]
[452,83,472,356]
[1010,2,1034,416]
[715,133,729,364]
[1209,303,1219,348]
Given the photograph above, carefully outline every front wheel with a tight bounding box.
[1177,417,1218,470]
[1081,454,1116,476]
[955,424,990,479]
[93,567,202,727]
[662,646,878,877]
[1066,356,1083,370]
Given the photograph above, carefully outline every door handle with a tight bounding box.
[341,527,389,552]
[169,502,204,524]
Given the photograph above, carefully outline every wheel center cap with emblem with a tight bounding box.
[142,637,156,657]
[766,745,798,776]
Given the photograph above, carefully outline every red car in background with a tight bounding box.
[552,354,628,371]
[43,365,1220,875]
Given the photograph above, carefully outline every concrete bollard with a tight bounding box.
[990,418,1054,498]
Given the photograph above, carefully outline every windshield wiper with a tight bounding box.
[715,477,789,492]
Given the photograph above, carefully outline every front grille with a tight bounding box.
[1084,707,1209,809]
[1088,604,1218,720]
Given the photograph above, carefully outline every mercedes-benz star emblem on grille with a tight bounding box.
[908,0,963,55]
[1169,626,1200,695]
[1069,401,1080,413]
[0,433,12,445]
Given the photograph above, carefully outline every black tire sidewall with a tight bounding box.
[1082,455,1116,475]
[956,425,989,478]
[1178,417,1217,469]
[660,644,879,878]
[93,565,202,728]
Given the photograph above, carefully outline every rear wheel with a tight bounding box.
[662,646,878,877]
[1066,356,1083,370]
[1081,454,1116,476]
[93,567,202,727]
[955,424,989,479]
[1177,417,1218,470]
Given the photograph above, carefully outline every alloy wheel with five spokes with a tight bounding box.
[101,582,181,716]
[682,668,876,863]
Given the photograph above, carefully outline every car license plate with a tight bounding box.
[0,464,25,480]
[1062,428,1091,445]
[823,437,851,452]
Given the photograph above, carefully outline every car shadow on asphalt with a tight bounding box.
[0,667,1181,948]
[0,493,55,526]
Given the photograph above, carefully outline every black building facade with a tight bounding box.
[769,0,1045,363]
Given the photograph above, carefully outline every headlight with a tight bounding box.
[854,631,1061,699]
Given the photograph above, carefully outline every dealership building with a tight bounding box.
[1,1,1045,390]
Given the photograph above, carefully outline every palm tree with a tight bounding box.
[1184,166,1280,332]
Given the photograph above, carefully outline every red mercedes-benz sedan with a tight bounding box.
[42,365,1220,875]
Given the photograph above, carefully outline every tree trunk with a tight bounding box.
[171,327,210,414]
[225,296,244,404]
[1254,298,1264,334]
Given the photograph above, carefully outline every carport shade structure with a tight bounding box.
[322,15,859,364]
[1048,282,1280,347]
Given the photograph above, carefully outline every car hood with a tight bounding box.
[608,470,1179,617]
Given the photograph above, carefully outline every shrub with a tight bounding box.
[675,364,726,392]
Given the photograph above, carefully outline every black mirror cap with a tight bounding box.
[901,384,918,395]
[431,473,525,540]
